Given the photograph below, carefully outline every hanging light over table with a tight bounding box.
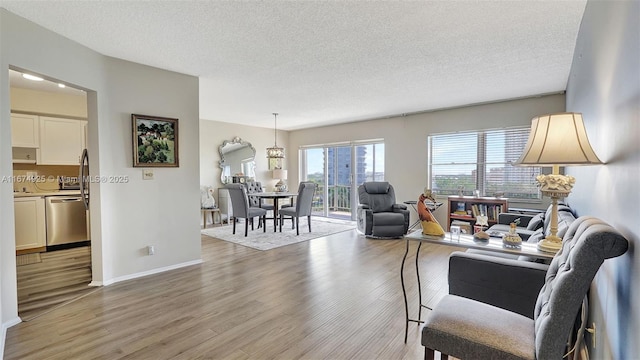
[266,113,285,159]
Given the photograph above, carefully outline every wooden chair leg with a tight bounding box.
[244,219,249,237]
[232,217,236,234]
[308,215,311,232]
[251,218,254,230]
[295,217,300,235]
[262,215,266,232]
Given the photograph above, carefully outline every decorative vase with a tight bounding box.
[503,222,522,248]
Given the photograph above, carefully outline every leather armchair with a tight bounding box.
[422,216,629,359]
[357,181,409,238]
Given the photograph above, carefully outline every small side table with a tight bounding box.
[201,207,221,228]
[404,200,443,231]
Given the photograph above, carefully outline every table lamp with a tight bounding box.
[273,169,288,192]
[515,112,602,253]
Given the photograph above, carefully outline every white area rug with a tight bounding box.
[201,217,356,250]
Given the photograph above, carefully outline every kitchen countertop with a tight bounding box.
[14,190,81,198]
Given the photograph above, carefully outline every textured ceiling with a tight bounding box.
[1,1,586,130]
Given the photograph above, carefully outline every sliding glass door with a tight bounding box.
[301,141,384,220]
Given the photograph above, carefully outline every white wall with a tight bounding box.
[564,0,639,358]
[1,9,201,344]
[199,120,289,200]
[288,94,565,225]
[10,87,87,118]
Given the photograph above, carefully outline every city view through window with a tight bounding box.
[303,143,384,219]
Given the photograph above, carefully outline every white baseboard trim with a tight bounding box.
[1,317,22,360]
[103,259,203,286]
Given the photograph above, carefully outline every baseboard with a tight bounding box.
[103,259,204,286]
[1,317,22,360]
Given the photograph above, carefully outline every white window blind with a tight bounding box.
[428,128,541,200]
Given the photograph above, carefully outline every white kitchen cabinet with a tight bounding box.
[14,196,46,251]
[11,113,40,148]
[38,116,86,165]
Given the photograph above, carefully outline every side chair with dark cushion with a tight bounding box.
[279,182,316,235]
[421,216,629,360]
[225,183,267,236]
[357,181,409,238]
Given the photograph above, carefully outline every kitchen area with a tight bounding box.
[9,69,93,320]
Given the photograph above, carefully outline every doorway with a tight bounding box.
[301,141,385,221]
[9,68,94,320]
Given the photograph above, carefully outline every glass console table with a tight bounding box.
[400,230,555,343]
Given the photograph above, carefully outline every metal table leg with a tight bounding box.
[401,237,432,343]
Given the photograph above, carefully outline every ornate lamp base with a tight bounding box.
[536,172,574,254]
[537,235,563,253]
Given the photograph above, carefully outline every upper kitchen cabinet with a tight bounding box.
[11,113,40,148]
[39,116,87,165]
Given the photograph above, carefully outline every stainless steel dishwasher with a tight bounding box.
[45,196,89,246]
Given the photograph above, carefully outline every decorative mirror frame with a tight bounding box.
[219,136,256,184]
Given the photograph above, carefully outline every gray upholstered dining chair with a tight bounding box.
[279,182,316,235]
[421,216,629,360]
[245,181,274,228]
[225,183,267,236]
[244,181,274,211]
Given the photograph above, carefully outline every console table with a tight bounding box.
[400,230,554,343]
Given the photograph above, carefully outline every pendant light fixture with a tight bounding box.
[266,113,285,159]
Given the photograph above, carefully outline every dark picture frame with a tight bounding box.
[132,114,179,167]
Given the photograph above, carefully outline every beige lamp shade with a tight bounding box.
[515,113,602,166]
[272,169,287,180]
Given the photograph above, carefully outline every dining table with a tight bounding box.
[252,191,298,231]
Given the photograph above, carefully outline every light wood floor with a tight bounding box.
[16,246,95,321]
[4,229,461,360]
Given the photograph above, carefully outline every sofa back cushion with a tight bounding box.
[526,213,545,231]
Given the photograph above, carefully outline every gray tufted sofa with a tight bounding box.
[422,216,629,359]
[356,182,410,238]
[488,203,577,242]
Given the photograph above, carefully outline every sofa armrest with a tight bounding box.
[497,213,534,227]
[448,251,548,319]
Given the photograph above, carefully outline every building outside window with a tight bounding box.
[428,128,541,201]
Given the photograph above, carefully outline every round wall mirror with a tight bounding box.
[219,137,256,183]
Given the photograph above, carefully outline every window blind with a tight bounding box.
[428,128,541,200]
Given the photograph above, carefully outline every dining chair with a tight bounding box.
[225,183,267,236]
[245,181,274,228]
[279,182,316,235]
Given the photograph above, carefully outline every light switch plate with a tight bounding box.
[142,169,154,180]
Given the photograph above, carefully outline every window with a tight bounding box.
[428,128,541,200]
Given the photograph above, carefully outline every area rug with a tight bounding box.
[201,218,356,250]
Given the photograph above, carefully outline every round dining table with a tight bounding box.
[252,191,298,231]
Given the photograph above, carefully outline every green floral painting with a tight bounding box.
[132,114,178,167]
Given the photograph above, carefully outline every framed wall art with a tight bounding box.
[132,114,179,167]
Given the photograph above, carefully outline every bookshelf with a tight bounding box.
[447,196,509,232]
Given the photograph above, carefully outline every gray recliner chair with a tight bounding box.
[422,216,629,359]
[357,182,409,238]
